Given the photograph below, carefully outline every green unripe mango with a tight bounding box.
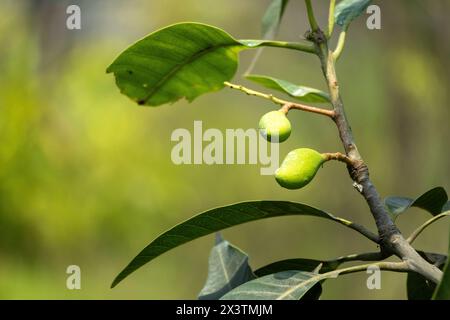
[258,111,291,143]
[275,148,326,190]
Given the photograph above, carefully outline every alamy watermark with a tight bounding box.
[366,5,381,30]
[66,265,81,290]
[66,5,81,30]
[366,265,381,290]
[171,121,279,175]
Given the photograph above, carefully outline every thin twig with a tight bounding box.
[333,28,348,60]
[327,252,384,265]
[305,0,319,32]
[407,211,450,244]
[277,261,410,300]
[328,0,336,38]
[325,249,444,269]
[331,215,379,244]
[325,261,410,277]
[224,82,335,118]
[244,39,316,54]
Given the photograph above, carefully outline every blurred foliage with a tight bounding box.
[0,0,448,299]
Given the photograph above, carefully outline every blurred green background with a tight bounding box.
[0,0,449,299]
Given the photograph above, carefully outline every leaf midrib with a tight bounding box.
[218,247,232,289]
[139,43,240,105]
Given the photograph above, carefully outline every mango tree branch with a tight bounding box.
[407,211,450,244]
[223,82,335,118]
[310,28,443,284]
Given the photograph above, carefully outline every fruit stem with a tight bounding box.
[323,152,355,166]
[224,81,335,118]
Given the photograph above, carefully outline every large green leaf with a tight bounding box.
[245,74,330,103]
[433,226,450,299]
[107,22,312,107]
[107,23,242,106]
[384,187,448,220]
[220,270,327,300]
[335,0,372,28]
[111,201,352,288]
[407,252,447,300]
[261,0,289,38]
[198,234,255,300]
[255,258,340,277]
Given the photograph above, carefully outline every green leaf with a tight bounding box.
[198,234,255,300]
[107,22,313,107]
[261,0,289,38]
[111,201,348,288]
[433,226,450,300]
[254,258,343,300]
[407,252,446,300]
[220,270,328,300]
[245,74,330,103]
[255,258,340,277]
[335,0,372,28]
[246,0,289,75]
[107,22,242,106]
[443,202,450,212]
[384,187,448,220]
[407,272,437,300]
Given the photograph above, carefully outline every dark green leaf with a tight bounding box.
[107,23,287,107]
[245,74,330,103]
[255,258,340,277]
[220,270,329,300]
[335,0,372,28]
[384,187,448,220]
[198,234,255,300]
[433,226,450,299]
[111,201,346,288]
[301,282,323,300]
[443,201,450,212]
[407,252,446,300]
[261,0,289,38]
[413,188,448,214]
[407,272,436,300]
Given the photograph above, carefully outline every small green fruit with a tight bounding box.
[275,148,326,190]
[258,111,291,143]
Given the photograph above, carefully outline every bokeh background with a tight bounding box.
[0,0,449,299]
